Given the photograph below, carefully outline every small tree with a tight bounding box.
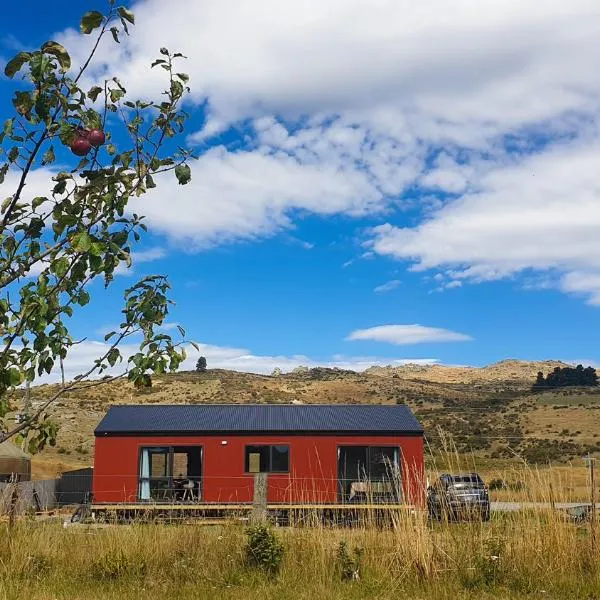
[195,357,207,373]
[0,6,197,452]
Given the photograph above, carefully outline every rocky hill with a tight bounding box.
[364,359,570,384]
[7,359,600,476]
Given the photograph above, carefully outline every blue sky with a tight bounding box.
[2,0,600,378]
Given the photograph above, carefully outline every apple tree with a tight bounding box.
[0,4,196,452]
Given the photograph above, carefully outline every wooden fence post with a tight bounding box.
[252,473,268,523]
[8,477,19,529]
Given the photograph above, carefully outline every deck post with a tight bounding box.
[252,473,268,523]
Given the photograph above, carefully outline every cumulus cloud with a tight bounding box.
[43,0,600,262]
[346,324,473,345]
[34,339,438,383]
[59,0,600,130]
[368,139,600,304]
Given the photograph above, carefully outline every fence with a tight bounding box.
[0,468,92,515]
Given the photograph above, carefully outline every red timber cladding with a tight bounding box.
[93,434,425,505]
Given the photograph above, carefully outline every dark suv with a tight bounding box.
[427,473,490,521]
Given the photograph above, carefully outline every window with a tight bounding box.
[139,446,202,501]
[337,445,401,502]
[245,445,289,473]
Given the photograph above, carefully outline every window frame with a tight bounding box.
[244,444,290,474]
[138,445,203,501]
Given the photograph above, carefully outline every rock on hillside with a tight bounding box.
[365,359,570,384]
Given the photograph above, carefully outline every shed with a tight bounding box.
[0,441,31,482]
[93,404,425,506]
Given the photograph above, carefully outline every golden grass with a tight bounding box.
[1,456,599,600]
[0,508,598,599]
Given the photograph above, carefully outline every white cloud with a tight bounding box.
[346,324,473,345]
[368,139,600,304]
[374,280,401,293]
[46,0,600,258]
[132,247,167,263]
[61,0,600,132]
[34,339,438,383]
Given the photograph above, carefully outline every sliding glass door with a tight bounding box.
[337,446,402,503]
[139,446,203,502]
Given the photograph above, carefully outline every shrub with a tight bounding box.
[336,541,363,581]
[90,550,147,580]
[244,525,284,575]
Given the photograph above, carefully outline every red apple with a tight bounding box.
[71,136,91,156]
[87,128,106,147]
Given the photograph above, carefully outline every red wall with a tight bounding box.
[93,434,425,505]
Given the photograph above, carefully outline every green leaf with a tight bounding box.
[72,231,92,252]
[8,368,22,387]
[110,26,120,43]
[41,41,71,71]
[87,86,103,102]
[3,119,14,137]
[51,257,70,277]
[107,348,120,367]
[174,164,191,185]
[110,88,125,103]
[77,290,90,306]
[80,11,104,34]
[145,174,156,189]
[4,51,31,79]
[12,91,34,117]
[32,196,48,211]
[118,7,135,24]
[41,145,55,166]
[8,146,19,163]
[58,122,76,146]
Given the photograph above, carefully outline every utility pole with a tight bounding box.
[584,454,596,553]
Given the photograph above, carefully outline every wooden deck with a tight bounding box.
[91,502,414,511]
[84,502,416,525]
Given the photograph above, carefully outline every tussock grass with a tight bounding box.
[0,507,598,598]
[2,449,599,599]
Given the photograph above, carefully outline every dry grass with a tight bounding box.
[0,506,598,599]
[3,455,599,599]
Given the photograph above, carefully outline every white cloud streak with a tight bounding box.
[374,280,401,293]
[346,324,473,345]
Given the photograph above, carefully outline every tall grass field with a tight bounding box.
[1,459,598,600]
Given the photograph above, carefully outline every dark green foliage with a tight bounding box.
[533,365,598,390]
[0,6,197,450]
[336,541,363,582]
[244,525,284,575]
[196,357,207,373]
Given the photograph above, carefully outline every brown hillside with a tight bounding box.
[5,360,599,476]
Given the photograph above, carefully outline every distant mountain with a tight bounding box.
[10,359,599,476]
[364,359,571,384]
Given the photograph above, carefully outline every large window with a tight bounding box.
[245,445,289,473]
[139,446,202,501]
[337,446,401,502]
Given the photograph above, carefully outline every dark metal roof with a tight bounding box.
[94,404,423,436]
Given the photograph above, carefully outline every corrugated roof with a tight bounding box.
[95,404,423,436]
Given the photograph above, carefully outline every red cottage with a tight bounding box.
[92,404,425,507]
